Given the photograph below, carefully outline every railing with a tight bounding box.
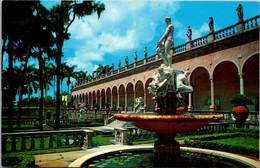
[136,59,144,66]
[113,122,230,145]
[244,15,259,30]
[174,43,187,53]
[189,111,259,123]
[146,54,156,62]
[192,35,208,47]
[72,15,259,89]
[2,129,94,153]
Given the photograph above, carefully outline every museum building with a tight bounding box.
[71,15,259,112]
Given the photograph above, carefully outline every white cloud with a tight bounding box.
[65,1,181,73]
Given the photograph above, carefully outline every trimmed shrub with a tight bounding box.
[2,153,36,167]
[184,132,259,157]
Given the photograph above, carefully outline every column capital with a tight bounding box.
[238,73,243,78]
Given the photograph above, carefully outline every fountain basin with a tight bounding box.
[114,113,224,134]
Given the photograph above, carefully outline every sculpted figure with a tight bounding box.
[236,4,243,22]
[134,51,137,62]
[209,17,214,33]
[157,17,174,68]
[118,60,121,68]
[144,47,148,58]
[135,97,145,113]
[125,56,129,66]
[186,26,192,41]
[148,64,174,97]
[174,70,193,99]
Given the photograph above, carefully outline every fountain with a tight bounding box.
[114,16,223,162]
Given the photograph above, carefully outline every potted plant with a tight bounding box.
[176,106,186,113]
[93,103,99,113]
[104,102,111,114]
[71,105,75,111]
[231,94,250,123]
[85,104,89,112]
[66,105,70,111]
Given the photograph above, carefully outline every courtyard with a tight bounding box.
[2,1,259,168]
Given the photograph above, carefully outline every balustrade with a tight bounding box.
[2,130,94,153]
[71,15,259,89]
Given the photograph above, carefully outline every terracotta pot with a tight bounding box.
[94,107,98,113]
[66,107,70,111]
[232,106,249,122]
[176,107,186,113]
[71,107,75,111]
[85,107,89,112]
[105,107,110,114]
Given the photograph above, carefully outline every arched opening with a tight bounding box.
[145,78,154,112]
[101,89,106,109]
[213,61,239,111]
[106,88,112,107]
[119,85,125,111]
[190,67,210,110]
[243,54,259,111]
[97,90,101,108]
[92,91,96,107]
[126,83,134,112]
[112,86,118,109]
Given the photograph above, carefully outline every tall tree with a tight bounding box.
[49,1,105,129]
[2,1,39,132]
[32,3,55,130]
[64,64,78,105]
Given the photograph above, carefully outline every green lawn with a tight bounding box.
[92,134,115,146]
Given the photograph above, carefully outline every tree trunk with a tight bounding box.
[7,42,14,132]
[38,49,44,131]
[17,54,30,128]
[1,38,7,73]
[55,48,62,130]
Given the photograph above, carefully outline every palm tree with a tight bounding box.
[49,1,105,130]
[75,70,88,83]
[64,64,78,105]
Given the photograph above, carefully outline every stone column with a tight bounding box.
[111,93,114,110]
[134,91,137,112]
[186,42,192,50]
[144,89,147,112]
[125,92,128,112]
[105,92,107,104]
[88,94,90,106]
[239,73,244,95]
[83,130,94,149]
[100,94,102,109]
[117,91,120,110]
[187,93,193,111]
[209,78,216,111]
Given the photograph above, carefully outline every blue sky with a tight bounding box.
[3,1,259,101]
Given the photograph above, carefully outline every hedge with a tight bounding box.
[184,132,259,157]
[2,153,36,167]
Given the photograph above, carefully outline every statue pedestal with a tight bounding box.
[154,92,176,115]
[236,22,244,33]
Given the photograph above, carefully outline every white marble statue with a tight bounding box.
[174,70,193,99]
[135,97,145,113]
[148,64,175,97]
[157,17,174,68]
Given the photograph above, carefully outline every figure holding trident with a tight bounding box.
[157,17,174,68]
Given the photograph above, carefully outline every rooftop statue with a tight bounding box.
[134,51,137,62]
[125,56,129,65]
[209,17,214,33]
[144,47,148,58]
[236,4,244,22]
[186,26,192,41]
[157,17,174,68]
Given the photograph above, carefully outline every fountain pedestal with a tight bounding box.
[154,133,180,162]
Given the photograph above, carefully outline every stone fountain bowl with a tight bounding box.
[114,113,224,134]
